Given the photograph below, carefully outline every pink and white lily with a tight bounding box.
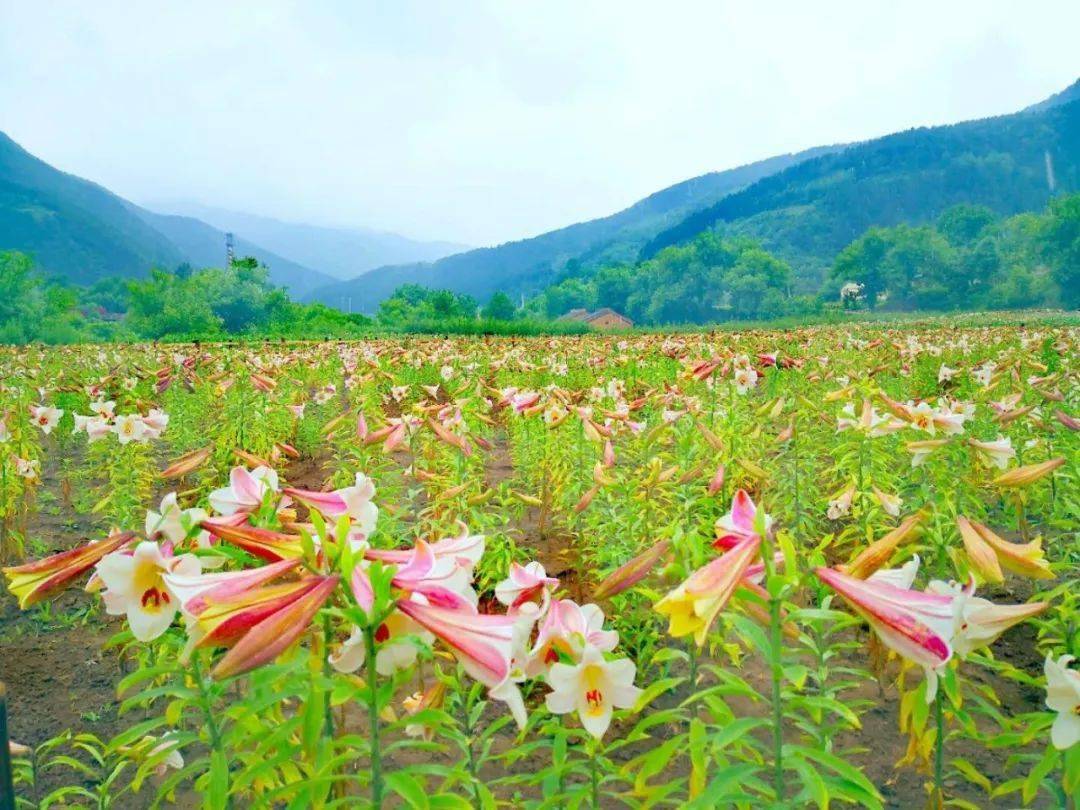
[284,472,378,536]
[815,566,957,701]
[209,466,281,516]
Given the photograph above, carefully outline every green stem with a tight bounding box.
[770,592,784,805]
[458,683,482,808]
[590,737,600,809]
[365,627,383,809]
[934,687,945,804]
[322,615,335,740]
[192,653,232,810]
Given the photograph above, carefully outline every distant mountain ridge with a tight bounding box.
[0,133,464,296]
[145,201,469,280]
[0,131,337,295]
[310,78,1080,310]
[641,86,1080,286]
[307,145,840,311]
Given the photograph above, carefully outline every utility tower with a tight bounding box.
[225,232,235,266]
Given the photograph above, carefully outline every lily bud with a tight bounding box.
[957,516,1003,584]
[593,539,671,600]
[160,446,212,479]
[707,465,726,495]
[3,530,136,609]
[993,458,1065,488]
[844,512,925,579]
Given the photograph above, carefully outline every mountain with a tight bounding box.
[128,208,335,297]
[306,145,839,311]
[0,131,185,284]
[642,84,1080,288]
[0,132,334,295]
[145,201,469,280]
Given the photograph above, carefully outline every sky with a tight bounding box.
[1,1,1078,247]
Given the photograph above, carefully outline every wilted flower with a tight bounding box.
[827,485,856,521]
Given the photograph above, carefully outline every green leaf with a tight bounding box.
[385,771,429,808]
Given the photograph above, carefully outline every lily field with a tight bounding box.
[0,314,1078,809]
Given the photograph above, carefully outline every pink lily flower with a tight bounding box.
[495,561,559,611]
[164,557,300,616]
[713,489,773,550]
[283,472,378,536]
[815,566,957,700]
[526,599,618,676]
[208,466,280,516]
[395,599,516,688]
[365,524,484,573]
[390,539,477,607]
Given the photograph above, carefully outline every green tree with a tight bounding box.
[482,291,517,320]
[1041,193,1080,308]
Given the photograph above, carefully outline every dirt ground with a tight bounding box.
[0,437,1054,808]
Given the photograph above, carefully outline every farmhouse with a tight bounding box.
[558,307,634,330]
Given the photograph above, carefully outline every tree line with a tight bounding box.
[0,193,1076,343]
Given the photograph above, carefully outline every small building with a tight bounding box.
[558,307,634,330]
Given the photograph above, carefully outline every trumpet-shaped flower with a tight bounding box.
[713,489,772,550]
[906,439,949,467]
[1044,655,1080,750]
[545,645,642,739]
[926,579,1046,658]
[73,413,112,442]
[209,466,280,516]
[815,566,956,701]
[395,598,527,726]
[527,599,618,675]
[867,554,921,589]
[968,437,1016,470]
[3,530,135,609]
[365,525,485,574]
[495,561,558,612]
[733,366,758,394]
[391,539,478,606]
[145,492,208,545]
[113,414,147,444]
[329,609,434,676]
[141,409,170,440]
[871,487,903,517]
[96,541,201,641]
[283,472,378,536]
[837,399,903,437]
[656,533,761,646]
[29,405,63,434]
[827,485,856,521]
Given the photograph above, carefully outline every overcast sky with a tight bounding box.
[1,1,1078,247]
